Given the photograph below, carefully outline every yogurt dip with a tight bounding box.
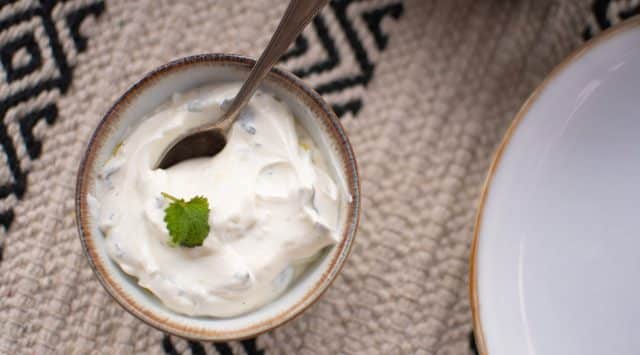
[92,83,341,317]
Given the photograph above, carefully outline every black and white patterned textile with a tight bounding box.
[0,0,104,249]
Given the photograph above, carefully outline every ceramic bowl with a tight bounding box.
[76,54,360,340]
[470,18,640,355]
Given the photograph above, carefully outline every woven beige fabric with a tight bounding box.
[0,0,606,353]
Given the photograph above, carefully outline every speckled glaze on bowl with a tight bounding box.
[75,54,360,341]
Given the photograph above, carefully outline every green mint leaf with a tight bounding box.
[162,192,210,248]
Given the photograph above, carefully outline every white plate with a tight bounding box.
[471,19,640,355]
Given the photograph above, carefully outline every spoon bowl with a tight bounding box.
[157,128,227,169]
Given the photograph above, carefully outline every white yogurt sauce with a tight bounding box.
[93,83,340,317]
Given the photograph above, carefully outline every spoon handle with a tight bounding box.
[217,0,329,130]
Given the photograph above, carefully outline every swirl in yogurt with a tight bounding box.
[92,83,341,317]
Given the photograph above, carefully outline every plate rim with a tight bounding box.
[469,16,640,355]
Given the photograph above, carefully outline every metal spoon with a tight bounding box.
[156,0,329,169]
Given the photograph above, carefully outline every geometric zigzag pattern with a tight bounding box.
[0,0,105,248]
[279,0,403,117]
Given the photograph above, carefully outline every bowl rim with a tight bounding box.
[75,53,360,341]
[468,17,640,355]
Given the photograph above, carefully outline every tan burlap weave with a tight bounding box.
[0,0,623,353]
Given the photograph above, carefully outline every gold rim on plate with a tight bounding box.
[469,17,640,355]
